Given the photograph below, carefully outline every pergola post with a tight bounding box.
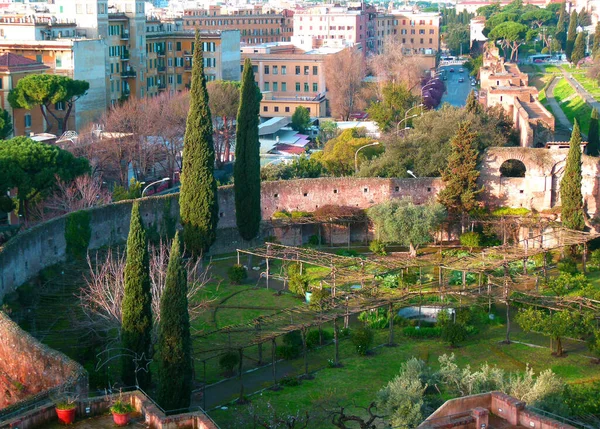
[271,337,278,388]
[388,301,395,346]
[478,272,482,294]
[543,251,548,283]
[301,327,309,378]
[344,296,350,329]
[333,317,340,367]
[583,242,588,274]
[238,348,244,402]
[462,270,466,289]
[237,250,240,266]
[256,320,263,366]
[504,263,511,344]
[331,265,337,297]
[523,257,528,275]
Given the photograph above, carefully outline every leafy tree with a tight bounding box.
[351,325,374,355]
[317,120,339,146]
[464,55,482,77]
[312,128,382,176]
[287,263,309,297]
[0,108,12,139]
[0,136,89,218]
[260,155,323,181]
[555,2,567,50]
[488,21,528,61]
[377,358,428,428]
[560,121,585,231]
[460,231,482,251]
[465,90,482,115]
[179,31,219,255]
[366,82,417,132]
[207,80,241,165]
[571,31,586,66]
[324,47,365,120]
[593,23,600,58]
[156,232,192,410]
[112,178,143,202]
[588,108,599,156]
[234,58,262,241]
[437,121,483,216]
[566,10,578,60]
[522,9,553,28]
[8,74,89,133]
[121,201,153,388]
[445,23,470,56]
[367,198,446,257]
[291,106,311,133]
[516,307,589,356]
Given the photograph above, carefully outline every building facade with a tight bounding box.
[376,10,440,55]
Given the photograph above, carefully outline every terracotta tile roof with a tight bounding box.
[0,53,49,72]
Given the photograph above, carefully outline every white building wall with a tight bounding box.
[220,29,241,81]
[72,39,107,131]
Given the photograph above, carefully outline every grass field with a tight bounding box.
[552,78,592,134]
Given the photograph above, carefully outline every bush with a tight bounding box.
[369,239,387,255]
[64,210,91,259]
[309,287,331,310]
[351,326,374,355]
[314,205,365,219]
[219,350,239,376]
[491,207,531,216]
[441,322,467,347]
[228,264,247,284]
[336,249,359,257]
[339,327,350,337]
[308,234,320,246]
[277,331,303,359]
[280,376,300,387]
[272,210,291,219]
[287,263,309,297]
[402,326,441,338]
[306,329,333,349]
[291,211,312,219]
[460,231,481,250]
[358,308,396,329]
[590,249,600,267]
[532,252,553,268]
[557,257,578,274]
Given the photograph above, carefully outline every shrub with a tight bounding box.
[291,210,312,219]
[532,252,553,268]
[309,287,331,310]
[280,376,300,387]
[441,322,467,347]
[306,329,333,349]
[227,264,247,284]
[402,326,442,338]
[590,249,600,267]
[369,239,387,255]
[287,263,309,296]
[65,210,91,259]
[351,326,374,355]
[336,248,359,257]
[557,257,578,274]
[272,210,291,219]
[339,327,350,337]
[491,207,531,216]
[308,234,320,246]
[358,308,396,329]
[314,205,365,219]
[219,350,239,376]
[277,331,303,359]
[460,231,481,251]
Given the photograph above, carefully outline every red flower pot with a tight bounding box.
[56,407,76,424]
[112,412,130,426]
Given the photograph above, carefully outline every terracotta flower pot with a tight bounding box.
[56,407,76,424]
[112,412,130,426]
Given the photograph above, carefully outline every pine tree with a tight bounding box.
[179,30,219,255]
[556,2,567,51]
[593,23,600,58]
[465,90,482,115]
[121,201,153,388]
[156,232,192,410]
[566,10,578,61]
[588,108,599,156]
[571,32,586,66]
[437,121,483,215]
[234,58,262,240]
[560,120,585,231]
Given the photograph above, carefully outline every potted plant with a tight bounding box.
[54,394,78,425]
[110,396,135,426]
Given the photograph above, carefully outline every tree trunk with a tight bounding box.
[301,327,308,377]
[555,336,563,357]
[409,242,417,258]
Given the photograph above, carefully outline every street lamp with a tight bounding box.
[421,80,438,98]
[407,170,417,178]
[354,141,380,173]
[405,103,424,121]
[141,177,170,197]
[396,114,418,135]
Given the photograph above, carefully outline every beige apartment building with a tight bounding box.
[183,5,293,45]
[241,43,344,118]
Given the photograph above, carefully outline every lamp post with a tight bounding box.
[407,170,417,178]
[396,114,418,135]
[141,177,170,197]
[354,141,380,173]
[405,103,424,121]
[421,80,438,98]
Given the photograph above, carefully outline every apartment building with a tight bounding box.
[376,10,440,54]
[292,3,377,54]
[182,4,293,45]
[241,43,344,118]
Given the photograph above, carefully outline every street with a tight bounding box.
[437,65,473,107]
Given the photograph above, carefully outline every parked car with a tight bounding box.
[449,68,455,72]
[459,68,464,73]
[471,81,476,86]
[442,75,447,80]
[458,77,464,83]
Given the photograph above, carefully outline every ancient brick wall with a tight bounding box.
[0,312,87,410]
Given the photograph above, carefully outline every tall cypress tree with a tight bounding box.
[234,58,262,240]
[121,201,152,388]
[437,121,483,215]
[593,23,600,58]
[571,32,586,66]
[556,2,567,51]
[560,120,585,231]
[156,232,192,410]
[588,108,599,156]
[465,90,482,115]
[179,30,218,255]
[566,10,578,60]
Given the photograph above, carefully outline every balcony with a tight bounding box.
[157,50,165,57]
[184,64,192,71]
[121,68,136,78]
[121,30,129,40]
[184,50,193,57]
[157,65,166,72]
[158,84,167,91]
[121,51,130,60]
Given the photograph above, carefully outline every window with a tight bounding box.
[429,29,434,34]
[274,106,279,112]
[168,58,173,67]
[24,113,31,128]
[55,101,65,111]
[168,42,173,51]
[87,3,93,14]
[177,74,182,84]
[313,66,318,75]
[282,82,287,91]
[176,42,182,51]
[263,106,268,112]
[411,29,415,35]
[110,63,114,74]
[264,65,269,74]
[285,106,290,112]
[76,4,83,14]
[419,29,425,34]
[55,55,62,68]
[264,82,270,91]
[304,66,309,75]
[312,83,318,92]
[304,83,309,92]
[295,66,300,75]
[296,82,300,91]
[36,54,42,63]
[273,65,278,75]
[401,29,407,35]
[273,82,278,91]
[429,38,433,44]
[281,65,287,75]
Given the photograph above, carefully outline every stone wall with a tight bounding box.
[0,312,87,410]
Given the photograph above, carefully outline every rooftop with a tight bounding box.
[0,52,49,72]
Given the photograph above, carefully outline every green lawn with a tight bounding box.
[552,77,592,134]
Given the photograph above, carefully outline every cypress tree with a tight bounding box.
[437,121,483,215]
[588,108,599,156]
[465,90,482,115]
[156,232,192,410]
[571,32,586,66]
[179,30,218,255]
[121,201,153,388]
[566,10,578,60]
[556,2,567,51]
[593,23,600,58]
[234,58,262,240]
[560,120,585,231]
